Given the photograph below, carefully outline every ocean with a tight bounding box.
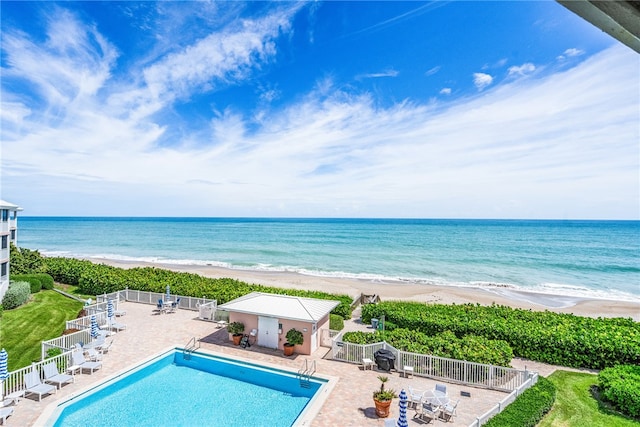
[16,217,640,302]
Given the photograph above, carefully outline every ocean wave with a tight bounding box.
[41,251,640,303]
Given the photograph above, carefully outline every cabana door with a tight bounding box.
[258,316,279,349]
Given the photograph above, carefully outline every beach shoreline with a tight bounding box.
[89,257,640,321]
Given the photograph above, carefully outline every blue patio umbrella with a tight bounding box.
[90,315,99,339]
[397,389,409,427]
[107,299,114,319]
[165,285,171,301]
[0,349,8,381]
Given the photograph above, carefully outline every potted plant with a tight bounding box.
[227,322,245,345]
[372,375,397,418]
[284,328,304,356]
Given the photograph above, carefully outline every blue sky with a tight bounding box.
[1,1,638,219]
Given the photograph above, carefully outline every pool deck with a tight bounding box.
[8,302,522,426]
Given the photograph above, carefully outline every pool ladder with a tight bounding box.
[297,360,316,388]
[184,337,200,360]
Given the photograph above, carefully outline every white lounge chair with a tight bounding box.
[42,362,75,389]
[99,338,114,354]
[72,349,102,374]
[85,348,103,362]
[24,370,56,401]
[0,406,14,424]
[107,317,127,332]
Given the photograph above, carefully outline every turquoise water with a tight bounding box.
[51,350,321,427]
[18,217,640,301]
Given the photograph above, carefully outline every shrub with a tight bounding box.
[362,301,640,369]
[329,313,344,331]
[598,364,640,418]
[0,304,3,318]
[9,243,45,274]
[46,348,63,358]
[2,281,31,309]
[484,376,556,427]
[11,273,55,293]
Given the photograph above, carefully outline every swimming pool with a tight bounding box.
[42,349,330,426]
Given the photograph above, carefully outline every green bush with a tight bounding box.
[343,328,514,366]
[11,273,55,293]
[286,328,304,346]
[9,243,45,274]
[598,364,640,418]
[2,281,31,309]
[227,322,244,335]
[46,348,63,358]
[0,304,3,318]
[42,256,353,319]
[362,301,640,369]
[484,376,556,427]
[329,313,344,330]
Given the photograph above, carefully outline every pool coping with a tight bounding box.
[34,345,339,427]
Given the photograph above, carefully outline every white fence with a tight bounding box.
[332,339,533,393]
[1,350,73,399]
[41,329,92,361]
[97,289,215,312]
[468,372,539,426]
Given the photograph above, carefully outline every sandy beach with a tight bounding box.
[91,258,640,321]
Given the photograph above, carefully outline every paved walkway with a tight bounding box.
[6,302,514,426]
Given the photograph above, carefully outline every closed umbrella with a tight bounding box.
[397,389,409,427]
[0,348,8,400]
[90,315,99,339]
[165,285,171,302]
[107,299,114,327]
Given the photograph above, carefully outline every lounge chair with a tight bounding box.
[107,318,127,332]
[72,349,102,374]
[24,370,56,401]
[42,361,75,389]
[85,348,103,362]
[99,338,114,354]
[0,406,13,425]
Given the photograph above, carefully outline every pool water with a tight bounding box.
[49,349,324,427]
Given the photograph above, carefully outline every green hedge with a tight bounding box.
[11,273,54,293]
[343,328,513,366]
[361,301,640,370]
[9,243,45,274]
[42,256,353,319]
[2,281,31,309]
[598,365,640,418]
[330,313,344,331]
[483,376,556,427]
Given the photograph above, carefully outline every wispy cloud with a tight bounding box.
[507,63,536,77]
[473,72,493,90]
[1,5,637,219]
[356,69,399,80]
[425,66,441,76]
[557,47,585,60]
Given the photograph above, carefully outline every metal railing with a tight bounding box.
[97,289,215,312]
[66,311,110,331]
[468,372,539,426]
[331,339,533,393]
[41,329,92,361]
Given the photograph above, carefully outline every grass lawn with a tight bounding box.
[539,370,640,427]
[0,290,84,371]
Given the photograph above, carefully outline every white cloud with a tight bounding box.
[1,7,638,219]
[508,63,536,77]
[473,73,493,90]
[425,66,440,76]
[356,69,399,79]
[557,47,585,60]
[439,88,452,95]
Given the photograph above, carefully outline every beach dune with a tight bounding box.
[92,258,640,322]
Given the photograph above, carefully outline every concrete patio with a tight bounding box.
[6,301,514,426]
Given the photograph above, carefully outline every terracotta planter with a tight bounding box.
[232,334,243,345]
[374,398,392,418]
[283,344,295,356]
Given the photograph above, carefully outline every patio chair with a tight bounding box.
[0,406,13,425]
[99,338,114,354]
[440,399,459,422]
[85,348,103,362]
[407,386,424,409]
[24,369,57,401]
[435,383,447,395]
[42,361,75,389]
[71,349,102,374]
[414,402,439,423]
[153,299,166,314]
[249,328,258,344]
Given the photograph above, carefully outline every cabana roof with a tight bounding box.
[218,292,340,323]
